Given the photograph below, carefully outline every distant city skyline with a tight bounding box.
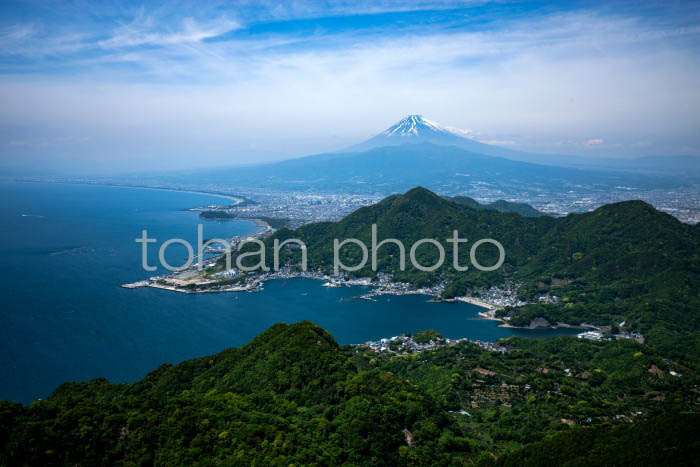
[1,0,699,173]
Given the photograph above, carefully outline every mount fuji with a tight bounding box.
[193,115,673,196]
[346,115,522,159]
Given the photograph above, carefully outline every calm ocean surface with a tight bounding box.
[0,181,577,404]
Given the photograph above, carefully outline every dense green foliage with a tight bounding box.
[262,187,552,287]
[496,413,700,466]
[200,211,290,229]
[199,210,237,219]
[362,335,698,438]
[0,322,466,466]
[413,329,444,344]
[2,322,698,465]
[94,186,699,465]
[256,187,700,363]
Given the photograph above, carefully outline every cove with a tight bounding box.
[0,181,577,405]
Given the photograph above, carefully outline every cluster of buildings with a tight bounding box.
[446,182,700,224]
[476,283,527,307]
[218,189,382,227]
[27,170,700,225]
[358,334,508,355]
[250,269,447,299]
[471,339,509,354]
[186,178,700,226]
[577,329,644,343]
[537,294,560,304]
[358,280,446,300]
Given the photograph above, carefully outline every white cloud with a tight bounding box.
[0,23,38,46]
[97,13,241,49]
[443,126,475,137]
[479,139,517,146]
[1,4,700,169]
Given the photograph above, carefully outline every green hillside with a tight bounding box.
[2,321,698,465]
[258,187,700,361]
[496,413,700,466]
[0,322,455,466]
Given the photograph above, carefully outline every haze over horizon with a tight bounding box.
[1,0,700,174]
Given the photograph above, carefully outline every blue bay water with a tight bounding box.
[0,181,577,404]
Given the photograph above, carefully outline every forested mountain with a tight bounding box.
[263,187,700,361]
[0,322,454,465]
[495,413,700,466]
[2,321,698,465]
[10,188,696,465]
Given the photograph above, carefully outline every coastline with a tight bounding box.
[123,270,594,333]
[458,298,597,331]
[121,229,591,333]
[455,296,499,311]
[25,179,278,244]
[200,216,272,235]
[12,179,246,204]
[475,308,597,331]
[240,217,272,235]
[125,268,484,308]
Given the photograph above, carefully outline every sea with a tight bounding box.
[0,181,577,404]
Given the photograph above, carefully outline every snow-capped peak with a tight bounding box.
[346,114,517,157]
[382,115,451,137]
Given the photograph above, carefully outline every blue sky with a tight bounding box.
[1,0,699,173]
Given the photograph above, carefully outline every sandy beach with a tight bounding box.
[243,218,273,235]
[19,180,245,204]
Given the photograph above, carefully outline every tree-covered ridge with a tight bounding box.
[260,187,700,362]
[2,322,698,465]
[446,195,545,217]
[0,322,463,466]
[267,187,552,286]
[361,334,699,453]
[495,413,700,466]
[199,210,237,219]
[199,211,290,228]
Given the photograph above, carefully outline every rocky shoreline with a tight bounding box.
[474,307,598,331]
[123,267,582,331]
